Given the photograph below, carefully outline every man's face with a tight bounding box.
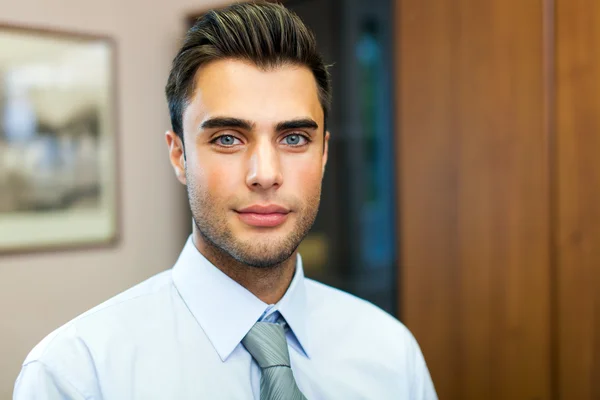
[167,59,329,268]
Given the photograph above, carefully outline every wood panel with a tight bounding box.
[395,0,552,398]
[555,0,600,398]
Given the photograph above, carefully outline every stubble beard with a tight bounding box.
[187,180,321,269]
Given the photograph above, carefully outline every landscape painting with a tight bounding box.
[0,25,117,253]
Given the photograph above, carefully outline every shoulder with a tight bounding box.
[304,279,437,397]
[23,269,176,368]
[305,278,410,332]
[304,278,421,356]
[306,279,437,399]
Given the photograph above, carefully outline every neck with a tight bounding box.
[191,228,297,305]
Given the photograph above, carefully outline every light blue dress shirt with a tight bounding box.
[14,236,437,399]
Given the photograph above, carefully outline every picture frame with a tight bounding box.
[0,23,119,254]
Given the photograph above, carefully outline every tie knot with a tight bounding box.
[242,321,291,369]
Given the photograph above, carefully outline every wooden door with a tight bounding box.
[395,0,553,398]
[556,0,600,398]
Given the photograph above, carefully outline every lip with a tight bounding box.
[237,204,290,214]
[236,204,290,227]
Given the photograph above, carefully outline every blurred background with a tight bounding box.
[1,0,599,399]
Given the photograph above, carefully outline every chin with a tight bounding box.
[232,238,299,268]
[234,251,295,269]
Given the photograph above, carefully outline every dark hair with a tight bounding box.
[165,1,331,142]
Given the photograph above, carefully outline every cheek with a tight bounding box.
[192,157,240,198]
[282,157,323,195]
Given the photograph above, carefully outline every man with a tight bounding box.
[14,2,437,399]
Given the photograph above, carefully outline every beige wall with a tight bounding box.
[0,0,226,397]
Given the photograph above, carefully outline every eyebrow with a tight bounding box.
[199,117,319,133]
[200,117,254,131]
[275,118,319,132]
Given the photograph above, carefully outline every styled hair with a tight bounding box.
[165,1,331,141]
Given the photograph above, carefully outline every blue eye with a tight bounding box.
[283,134,308,146]
[215,135,241,146]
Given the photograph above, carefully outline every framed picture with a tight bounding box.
[0,24,119,253]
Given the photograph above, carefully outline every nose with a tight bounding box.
[245,138,283,190]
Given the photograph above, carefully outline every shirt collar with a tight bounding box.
[172,236,310,361]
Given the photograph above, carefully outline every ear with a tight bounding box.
[322,131,330,177]
[165,131,187,185]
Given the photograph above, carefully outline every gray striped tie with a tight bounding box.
[242,321,307,400]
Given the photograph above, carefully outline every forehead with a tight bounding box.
[184,59,323,130]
